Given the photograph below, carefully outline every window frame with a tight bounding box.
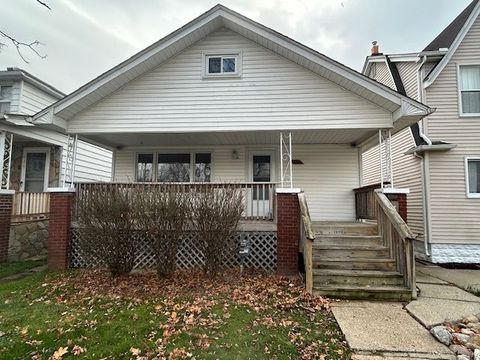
[134,150,213,183]
[203,52,242,78]
[0,83,13,114]
[465,156,480,198]
[457,64,480,117]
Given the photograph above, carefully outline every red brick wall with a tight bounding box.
[276,192,300,275]
[48,191,74,270]
[387,193,407,223]
[0,193,13,262]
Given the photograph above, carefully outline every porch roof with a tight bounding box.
[81,128,380,148]
[33,4,432,132]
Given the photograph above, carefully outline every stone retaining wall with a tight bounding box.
[9,220,48,261]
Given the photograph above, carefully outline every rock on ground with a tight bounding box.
[431,326,453,346]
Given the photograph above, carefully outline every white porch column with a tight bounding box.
[0,131,13,190]
[62,134,78,187]
[378,129,393,189]
[280,132,293,189]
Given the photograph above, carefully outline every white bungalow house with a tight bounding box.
[362,0,480,264]
[0,68,112,218]
[30,5,432,299]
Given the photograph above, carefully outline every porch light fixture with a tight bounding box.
[231,149,239,159]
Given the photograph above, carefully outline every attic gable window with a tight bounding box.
[459,65,480,115]
[0,85,12,113]
[204,54,240,77]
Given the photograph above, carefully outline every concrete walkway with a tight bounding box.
[332,263,480,359]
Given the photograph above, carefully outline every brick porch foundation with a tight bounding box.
[386,193,407,223]
[48,189,75,270]
[0,191,14,262]
[276,191,300,275]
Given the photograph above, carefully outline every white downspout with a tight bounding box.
[417,55,432,256]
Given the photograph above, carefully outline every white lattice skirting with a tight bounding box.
[70,228,277,272]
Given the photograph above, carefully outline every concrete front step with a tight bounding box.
[313,284,412,301]
[316,235,383,247]
[313,245,390,259]
[314,257,397,271]
[314,222,377,236]
[313,269,404,286]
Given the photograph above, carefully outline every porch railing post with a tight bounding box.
[1,131,13,190]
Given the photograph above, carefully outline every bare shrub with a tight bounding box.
[135,185,190,278]
[192,184,244,277]
[76,186,136,276]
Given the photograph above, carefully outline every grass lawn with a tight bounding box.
[0,269,350,359]
[0,259,46,279]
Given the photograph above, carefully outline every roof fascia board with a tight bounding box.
[52,11,222,115]
[424,2,480,88]
[220,10,405,106]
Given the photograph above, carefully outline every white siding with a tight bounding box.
[69,28,392,133]
[114,144,358,221]
[20,81,58,115]
[425,14,480,246]
[370,62,396,90]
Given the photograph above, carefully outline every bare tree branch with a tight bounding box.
[36,0,51,10]
[0,30,46,63]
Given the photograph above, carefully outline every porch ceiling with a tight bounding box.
[82,129,376,148]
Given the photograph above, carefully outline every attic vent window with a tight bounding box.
[204,54,241,77]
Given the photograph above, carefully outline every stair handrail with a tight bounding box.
[298,192,315,293]
[374,191,416,299]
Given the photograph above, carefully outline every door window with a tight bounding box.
[24,152,47,192]
[252,155,271,200]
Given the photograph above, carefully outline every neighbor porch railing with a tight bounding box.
[298,192,315,293]
[74,182,277,221]
[12,192,50,222]
[374,192,416,298]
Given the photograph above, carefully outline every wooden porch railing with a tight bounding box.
[12,192,50,222]
[374,192,416,298]
[353,182,389,220]
[298,192,315,293]
[74,182,277,221]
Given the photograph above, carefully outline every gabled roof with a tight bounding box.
[0,67,65,99]
[34,4,431,127]
[424,0,479,52]
[424,0,480,87]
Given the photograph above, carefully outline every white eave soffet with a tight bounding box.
[32,4,432,133]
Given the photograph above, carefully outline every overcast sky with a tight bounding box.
[0,0,471,94]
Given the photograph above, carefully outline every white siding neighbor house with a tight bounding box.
[26,5,432,299]
[0,68,112,193]
[362,0,480,263]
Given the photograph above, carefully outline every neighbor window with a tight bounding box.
[0,85,12,113]
[459,65,480,114]
[466,158,480,197]
[136,153,154,182]
[205,55,238,76]
[158,153,191,182]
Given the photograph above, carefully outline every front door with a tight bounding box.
[21,148,50,192]
[248,151,275,219]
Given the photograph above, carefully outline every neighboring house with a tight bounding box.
[26,4,432,299]
[0,68,112,196]
[362,0,480,263]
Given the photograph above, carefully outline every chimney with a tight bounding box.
[371,41,380,56]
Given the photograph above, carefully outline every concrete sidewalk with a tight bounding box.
[331,263,480,359]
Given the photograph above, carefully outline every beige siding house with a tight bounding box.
[362,0,480,263]
[0,68,113,193]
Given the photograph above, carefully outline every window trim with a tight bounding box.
[457,64,480,117]
[465,156,480,198]
[0,83,13,114]
[134,150,213,182]
[202,52,242,78]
